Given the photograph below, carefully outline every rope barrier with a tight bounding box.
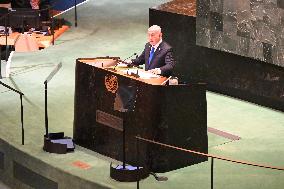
[136,136,284,171]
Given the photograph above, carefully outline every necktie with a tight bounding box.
[148,47,155,65]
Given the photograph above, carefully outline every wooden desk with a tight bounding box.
[0,33,20,46]
[36,25,69,48]
[0,25,69,49]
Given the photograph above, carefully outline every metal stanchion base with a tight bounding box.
[110,163,149,182]
[43,132,75,154]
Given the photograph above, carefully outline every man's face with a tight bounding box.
[148,31,162,46]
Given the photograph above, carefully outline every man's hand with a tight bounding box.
[124,59,134,67]
[124,59,132,64]
[149,68,161,75]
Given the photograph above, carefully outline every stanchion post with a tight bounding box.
[211,157,214,189]
[51,15,54,45]
[20,94,24,145]
[122,113,126,169]
[74,0,78,27]
[136,136,140,189]
[44,81,48,136]
[0,81,25,145]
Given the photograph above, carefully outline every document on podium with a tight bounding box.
[115,62,129,68]
[122,69,159,79]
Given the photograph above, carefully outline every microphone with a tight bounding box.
[114,53,138,70]
[107,53,138,72]
[122,53,137,63]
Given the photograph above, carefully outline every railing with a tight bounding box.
[135,136,284,189]
[0,80,24,145]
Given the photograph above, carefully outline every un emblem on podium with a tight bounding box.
[105,75,118,93]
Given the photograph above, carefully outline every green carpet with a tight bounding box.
[0,0,283,188]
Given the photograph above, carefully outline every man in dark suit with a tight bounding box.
[131,25,175,77]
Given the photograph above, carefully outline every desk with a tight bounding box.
[0,25,69,49]
[0,33,20,46]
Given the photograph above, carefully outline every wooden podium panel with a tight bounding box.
[73,58,208,172]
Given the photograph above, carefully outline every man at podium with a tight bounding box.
[130,25,176,77]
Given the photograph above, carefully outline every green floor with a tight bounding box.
[0,0,284,188]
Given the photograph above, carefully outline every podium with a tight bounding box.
[73,57,208,172]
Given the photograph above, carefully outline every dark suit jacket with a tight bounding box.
[132,41,175,77]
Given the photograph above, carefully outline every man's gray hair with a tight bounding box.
[148,25,162,33]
